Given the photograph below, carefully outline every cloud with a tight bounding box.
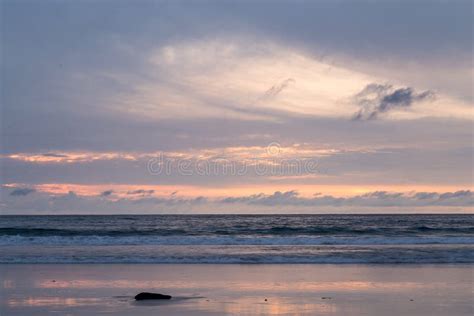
[99,190,114,197]
[126,195,207,206]
[1,187,472,214]
[42,153,68,158]
[438,190,472,200]
[127,189,155,196]
[260,78,295,100]
[352,83,435,120]
[9,187,36,196]
[1,2,472,215]
[221,191,300,205]
[2,143,472,189]
[220,190,474,207]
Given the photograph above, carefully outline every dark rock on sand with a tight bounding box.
[135,292,172,300]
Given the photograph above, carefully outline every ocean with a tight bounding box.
[1,214,473,264]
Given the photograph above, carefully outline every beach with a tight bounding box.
[1,215,472,315]
[2,1,473,315]
[1,264,472,316]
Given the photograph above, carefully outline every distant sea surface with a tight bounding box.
[0,215,473,264]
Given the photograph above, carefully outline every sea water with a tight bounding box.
[1,214,473,263]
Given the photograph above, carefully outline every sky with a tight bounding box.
[1,0,473,214]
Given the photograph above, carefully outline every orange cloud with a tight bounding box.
[3,152,139,164]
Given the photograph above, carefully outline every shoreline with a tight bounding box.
[1,262,473,265]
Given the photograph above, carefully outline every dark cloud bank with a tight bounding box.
[2,186,473,211]
[220,190,473,207]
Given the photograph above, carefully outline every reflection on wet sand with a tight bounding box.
[34,279,429,292]
[7,297,102,307]
[7,295,338,315]
[191,296,337,315]
[3,279,450,315]
[2,264,472,316]
[3,280,14,289]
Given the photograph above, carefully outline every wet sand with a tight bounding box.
[1,264,472,315]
